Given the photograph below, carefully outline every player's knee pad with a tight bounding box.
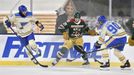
[63,40,73,49]
[114,49,125,61]
[74,45,85,54]
[114,49,120,56]
[57,47,68,58]
[114,49,123,57]
[26,45,31,50]
[25,45,33,58]
[29,40,38,50]
[102,50,109,58]
[102,54,109,58]
[101,50,109,58]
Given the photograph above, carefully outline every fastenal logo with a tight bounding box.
[2,37,101,59]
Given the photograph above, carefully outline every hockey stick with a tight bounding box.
[8,26,48,67]
[94,58,103,64]
[66,45,100,63]
[6,16,48,67]
[87,42,128,54]
[10,0,22,14]
[66,42,128,63]
[66,53,101,64]
[5,1,47,67]
[66,53,102,64]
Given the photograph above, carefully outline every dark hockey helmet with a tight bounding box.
[18,5,27,13]
[74,12,81,19]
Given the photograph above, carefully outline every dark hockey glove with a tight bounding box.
[36,21,44,31]
[5,20,11,28]
[94,41,102,50]
[39,24,44,31]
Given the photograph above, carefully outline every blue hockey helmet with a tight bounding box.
[18,5,27,12]
[98,15,107,25]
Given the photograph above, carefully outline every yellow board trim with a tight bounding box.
[0,61,134,68]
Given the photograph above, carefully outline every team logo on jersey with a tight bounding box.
[71,25,84,28]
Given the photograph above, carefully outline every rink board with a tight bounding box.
[0,35,134,67]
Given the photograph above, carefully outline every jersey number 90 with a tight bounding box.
[107,22,121,34]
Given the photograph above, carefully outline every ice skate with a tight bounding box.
[120,60,131,70]
[100,60,110,71]
[52,58,60,66]
[82,61,90,65]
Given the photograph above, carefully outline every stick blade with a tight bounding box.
[66,59,74,62]
[38,63,48,67]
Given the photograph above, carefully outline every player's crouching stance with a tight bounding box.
[52,12,97,66]
[4,5,44,64]
[94,16,131,70]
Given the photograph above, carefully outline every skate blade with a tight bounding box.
[82,64,90,66]
[51,63,57,67]
[82,65,90,67]
[100,67,110,71]
[121,67,132,70]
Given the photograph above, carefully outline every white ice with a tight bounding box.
[0,66,133,75]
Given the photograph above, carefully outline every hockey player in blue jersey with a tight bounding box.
[94,16,131,70]
[4,5,44,64]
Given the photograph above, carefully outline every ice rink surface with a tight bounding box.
[0,66,133,75]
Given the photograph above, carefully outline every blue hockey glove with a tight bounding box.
[5,20,11,27]
[93,41,101,50]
